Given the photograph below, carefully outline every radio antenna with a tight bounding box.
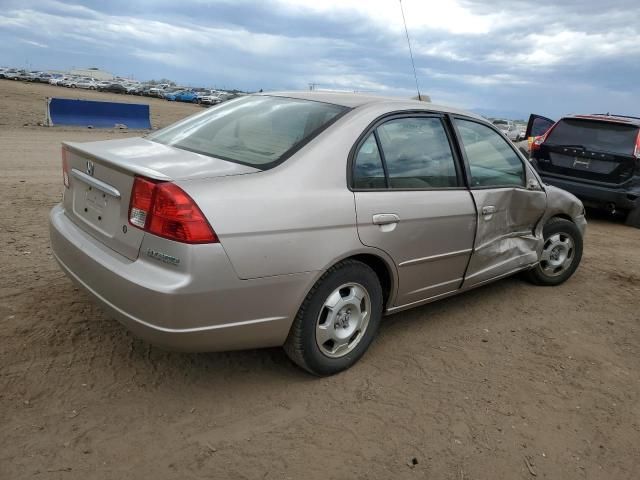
[399,0,421,99]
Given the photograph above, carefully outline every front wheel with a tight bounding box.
[525,217,583,286]
[284,260,383,376]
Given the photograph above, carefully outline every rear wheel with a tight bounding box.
[284,260,383,376]
[525,217,582,286]
[625,207,640,228]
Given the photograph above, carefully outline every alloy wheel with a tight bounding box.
[540,232,575,277]
[315,283,371,358]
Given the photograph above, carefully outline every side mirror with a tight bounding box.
[527,178,542,191]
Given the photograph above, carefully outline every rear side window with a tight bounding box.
[455,119,524,188]
[546,119,639,156]
[150,96,347,170]
[353,134,386,189]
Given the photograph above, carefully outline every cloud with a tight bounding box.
[19,39,48,48]
[0,0,638,118]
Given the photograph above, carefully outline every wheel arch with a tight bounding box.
[299,249,399,315]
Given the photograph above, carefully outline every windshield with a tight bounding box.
[149,95,348,169]
[546,118,639,156]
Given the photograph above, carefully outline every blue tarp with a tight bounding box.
[47,97,151,129]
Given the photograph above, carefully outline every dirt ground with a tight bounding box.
[1,80,639,480]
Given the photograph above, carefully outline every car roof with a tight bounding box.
[261,91,485,119]
[564,114,640,127]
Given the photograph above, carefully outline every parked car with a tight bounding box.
[148,84,171,97]
[158,87,183,98]
[98,82,127,94]
[137,85,154,96]
[124,84,141,95]
[0,68,19,79]
[49,76,69,86]
[50,93,586,375]
[75,77,98,89]
[60,76,81,87]
[493,119,520,142]
[164,90,199,103]
[527,113,640,227]
[11,70,33,81]
[199,91,222,105]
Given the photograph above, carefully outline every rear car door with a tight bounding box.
[452,117,547,288]
[352,114,477,308]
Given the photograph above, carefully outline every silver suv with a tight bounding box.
[50,92,586,375]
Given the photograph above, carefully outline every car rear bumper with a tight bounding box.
[539,174,640,210]
[49,204,312,352]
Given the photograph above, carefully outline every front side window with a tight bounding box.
[150,96,347,170]
[377,117,458,188]
[455,119,525,187]
[353,116,458,190]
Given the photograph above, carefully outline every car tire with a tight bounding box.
[625,207,640,228]
[283,259,383,376]
[525,217,583,286]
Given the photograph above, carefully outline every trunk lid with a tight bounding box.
[537,118,638,184]
[62,137,259,260]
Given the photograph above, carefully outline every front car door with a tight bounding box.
[451,117,547,288]
[352,114,477,310]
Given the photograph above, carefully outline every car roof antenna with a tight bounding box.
[399,0,421,100]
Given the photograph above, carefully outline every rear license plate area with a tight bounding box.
[73,182,120,236]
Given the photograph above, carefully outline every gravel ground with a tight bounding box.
[1,80,639,480]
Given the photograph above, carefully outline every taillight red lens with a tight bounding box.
[128,176,218,244]
[62,147,70,188]
[530,122,558,154]
[634,130,640,159]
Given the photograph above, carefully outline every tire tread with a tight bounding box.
[525,217,582,286]
[283,259,377,375]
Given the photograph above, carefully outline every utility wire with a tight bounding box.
[399,0,421,99]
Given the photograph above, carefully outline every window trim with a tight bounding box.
[448,114,528,190]
[348,111,467,192]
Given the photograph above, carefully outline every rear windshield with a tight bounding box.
[149,96,348,170]
[546,118,639,156]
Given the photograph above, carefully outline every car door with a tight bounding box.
[452,117,547,288]
[525,114,555,149]
[352,115,477,309]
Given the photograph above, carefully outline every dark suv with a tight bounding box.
[526,113,640,227]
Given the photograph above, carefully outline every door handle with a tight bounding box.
[481,205,496,220]
[372,213,400,225]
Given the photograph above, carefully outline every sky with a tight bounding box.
[1,0,639,119]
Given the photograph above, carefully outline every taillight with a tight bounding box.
[61,147,70,188]
[128,176,218,244]
[129,177,155,228]
[530,122,558,155]
[634,130,640,159]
